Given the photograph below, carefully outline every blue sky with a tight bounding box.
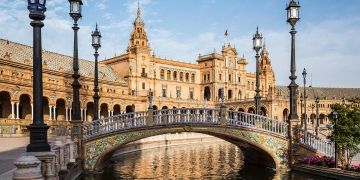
[1,0,360,87]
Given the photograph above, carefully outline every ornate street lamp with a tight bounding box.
[26,0,51,152]
[315,97,319,137]
[302,68,307,131]
[300,93,303,127]
[331,111,339,168]
[286,0,300,120]
[253,27,263,115]
[148,88,153,109]
[69,0,83,122]
[92,24,101,120]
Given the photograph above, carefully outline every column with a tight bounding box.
[49,106,52,120]
[11,102,15,119]
[84,109,87,121]
[108,110,111,117]
[53,106,56,121]
[16,102,19,119]
[80,108,83,121]
[98,110,101,118]
[65,107,68,121]
[31,103,33,120]
[69,108,72,121]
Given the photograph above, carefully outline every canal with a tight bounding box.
[81,140,329,179]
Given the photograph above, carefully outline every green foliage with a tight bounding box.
[328,101,360,169]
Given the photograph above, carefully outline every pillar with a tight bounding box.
[16,102,19,119]
[69,108,72,121]
[108,110,111,117]
[80,108,83,121]
[53,106,56,121]
[11,102,15,119]
[31,104,33,120]
[65,107,68,121]
[49,106,52,120]
[84,109,87,121]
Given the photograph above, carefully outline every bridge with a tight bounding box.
[76,107,335,173]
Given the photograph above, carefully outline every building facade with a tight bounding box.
[0,9,359,136]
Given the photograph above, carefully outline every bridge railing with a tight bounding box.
[299,130,335,157]
[153,108,220,125]
[82,111,148,139]
[227,110,288,137]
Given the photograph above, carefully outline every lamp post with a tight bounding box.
[26,0,50,152]
[315,97,319,137]
[220,88,225,107]
[300,93,303,127]
[69,0,83,122]
[331,111,339,168]
[253,27,263,115]
[286,0,300,120]
[92,24,101,121]
[148,88,153,109]
[302,68,307,132]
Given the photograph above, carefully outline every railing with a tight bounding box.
[82,111,148,139]
[299,130,335,157]
[82,108,290,140]
[227,110,288,137]
[153,108,220,125]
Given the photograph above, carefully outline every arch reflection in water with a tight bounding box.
[98,141,278,179]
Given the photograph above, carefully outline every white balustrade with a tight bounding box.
[299,130,335,157]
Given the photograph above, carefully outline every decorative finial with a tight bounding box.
[137,0,141,17]
[95,22,98,31]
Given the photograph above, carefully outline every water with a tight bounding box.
[81,141,329,179]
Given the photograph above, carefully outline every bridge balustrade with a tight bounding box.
[82,111,148,139]
[153,108,220,125]
[299,130,335,157]
[227,110,288,137]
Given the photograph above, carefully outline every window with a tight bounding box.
[191,74,195,83]
[229,74,232,82]
[173,71,177,80]
[219,74,222,81]
[203,74,206,81]
[142,82,145,89]
[189,88,194,100]
[207,74,210,81]
[176,87,181,99]
[180,72,184,81]
[160,69,165,79]
[162,89,167,97]
[167,70,171,80]
[238,76,240,83]
[185,73,189,82]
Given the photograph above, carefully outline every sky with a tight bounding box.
[1,0,360,88]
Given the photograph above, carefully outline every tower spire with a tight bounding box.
[137,0,141,17]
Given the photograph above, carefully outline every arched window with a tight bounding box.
[185,73,189,82]
[160,69,165,79]
[180,72,184,81]
[191,74,195,83]
[167,70,171,80]
[173,71,177,80]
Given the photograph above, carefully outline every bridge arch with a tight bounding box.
[83,126,288,173]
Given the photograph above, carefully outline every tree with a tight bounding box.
[328,100,360,169]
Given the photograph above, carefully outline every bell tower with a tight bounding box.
[128,3,150,54]
[259,41,276,97]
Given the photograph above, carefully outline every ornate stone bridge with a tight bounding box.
[78,107,334,173]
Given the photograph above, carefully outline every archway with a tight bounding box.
[260,107,267,116]
[161,106,168,110]
[19,94,31,119]
[56,99,66,121]
[100,103,109,118]
[283,109,289,122]
[0,91,11,118]
[113,104,121,115]
[43,97,50,120]
[238,108,245,112]
[152,105,158,110]
[319,114,325,124]
[87,129,284,173]
[126,105,135,113]
[204,86,211,101]
[86,102,94,121]
[247,107,255,114]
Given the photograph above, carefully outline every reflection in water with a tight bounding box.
[83,141,330,179]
